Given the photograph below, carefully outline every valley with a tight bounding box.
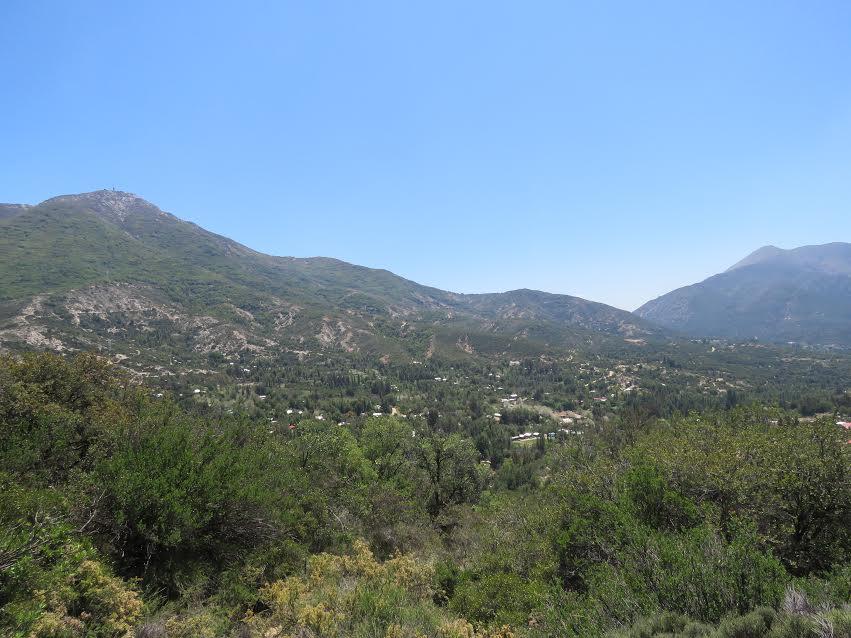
[5,7,851,636]
[1,191,849,638]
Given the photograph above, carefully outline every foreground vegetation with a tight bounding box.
[1,353,849,637]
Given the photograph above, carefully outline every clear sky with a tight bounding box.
[2,1,850,310]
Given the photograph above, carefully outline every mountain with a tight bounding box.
[0,203,31,221]
[636,243,851,347]
[0,190,660,367]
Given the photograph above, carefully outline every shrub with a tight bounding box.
[450,572,546,627]
[245,539,511,638]
[25,557,142,638]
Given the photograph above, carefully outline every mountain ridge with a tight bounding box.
[0,190,661,367]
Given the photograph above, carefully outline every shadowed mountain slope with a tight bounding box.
[637,243,851,346]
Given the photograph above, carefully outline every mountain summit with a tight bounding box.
[39,190,166,223]
[727,243,851,275]
[637,242,851,346]
[725,245,786,271]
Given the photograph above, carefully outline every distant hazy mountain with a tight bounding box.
[636,243,851,346]
[0,190,660,366]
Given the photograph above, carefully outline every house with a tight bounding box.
[558,427,581,436]
[510,432,541,442]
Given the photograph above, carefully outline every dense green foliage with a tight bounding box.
[1,353,849,637]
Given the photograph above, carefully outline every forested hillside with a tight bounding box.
[0,190,658,367]
[1,353,849,637]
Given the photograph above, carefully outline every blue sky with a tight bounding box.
[2,1,850,310]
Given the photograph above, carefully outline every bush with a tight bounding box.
[19,556,141,638]
[243,539,518,638]
[607,600,851,638]
[715,607,775,638]
[91,409,311,595]
[450,572,547,627]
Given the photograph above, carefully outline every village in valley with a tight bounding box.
[140,334,851,468]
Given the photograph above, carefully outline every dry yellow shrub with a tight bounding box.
[385,552,434,598]
[438,618,477,638]
[260,577,308,623]
[28,610,85,638]
[28,559,141,638]
[245,539,512,638]
[296,603,341,636]
[437,619,517,638]
[75,560,143,637]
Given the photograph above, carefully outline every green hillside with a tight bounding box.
[0,190,661,366]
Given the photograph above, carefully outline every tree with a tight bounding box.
[415,432,481,519]
[427,408,440,428]
[360,417,415,484]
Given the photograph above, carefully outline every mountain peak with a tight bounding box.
[726,245,785,272]
[39,190,167,224]
[726,242,851,275]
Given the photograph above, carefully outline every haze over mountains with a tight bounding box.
[637,243,851,347]
[0,191,658,366]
